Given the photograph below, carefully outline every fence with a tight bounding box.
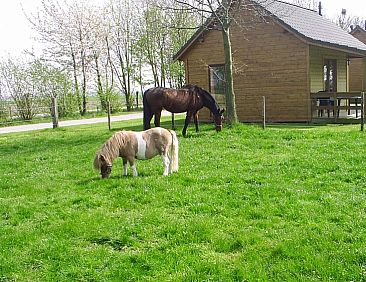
[0,94,144,128]
[310,91,365,130]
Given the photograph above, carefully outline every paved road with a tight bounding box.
[0,111,176,134]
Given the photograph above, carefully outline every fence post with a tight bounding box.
[51,97,59,129]
[136,91,139,109]
[262,96,266,129]
[361,92,364,132]
[107,100,111,130]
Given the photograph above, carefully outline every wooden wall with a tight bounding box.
[349,30,366,91]
[181,16,310,122]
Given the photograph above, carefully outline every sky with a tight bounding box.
[0,0,365,57]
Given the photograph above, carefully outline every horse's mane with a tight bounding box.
[183,84,220,114]
[93,131,127,169]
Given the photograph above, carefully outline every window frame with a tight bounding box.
[208,64,226,108]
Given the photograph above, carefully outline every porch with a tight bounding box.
[310,92,365,129]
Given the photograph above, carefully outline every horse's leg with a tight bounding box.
[194,112,199,132]
[182,113,192,137]
[143,113,153,130]
[171,113,175,130]
[154,111,162,127]
[122,158,128,176]
[161,152,170,176]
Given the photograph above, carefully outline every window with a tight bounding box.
[324,59,337,92]
[209,65,226,107]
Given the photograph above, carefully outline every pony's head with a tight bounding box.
[213,108,225,132]
[94,153,112,178]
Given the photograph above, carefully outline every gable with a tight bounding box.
[350,26,366,45]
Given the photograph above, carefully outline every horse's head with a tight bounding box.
[213,109,225,132]
[94,154,112,178]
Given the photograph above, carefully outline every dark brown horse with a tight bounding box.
[143,85,225,137]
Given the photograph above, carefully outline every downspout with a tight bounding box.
[363,56,366,92]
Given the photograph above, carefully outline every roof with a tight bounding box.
[173,0,366,61]
[350,25,366,36]
[259,0,366,54]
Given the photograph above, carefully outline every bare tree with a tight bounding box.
[290,0,319,10]
[108,0,139,111]
[336,9,365,31]
[170,0,272,124]
[27,0,97,115]
[136,0,199,89]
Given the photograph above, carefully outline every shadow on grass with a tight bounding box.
[255,122,352,130]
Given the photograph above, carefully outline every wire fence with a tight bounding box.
[2,92,364,130]
[0,102,143,128]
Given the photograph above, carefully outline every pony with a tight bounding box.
[94,127,178,178]
[143,84,225,137]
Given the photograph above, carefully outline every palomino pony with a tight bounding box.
[94,127,179,178]
[143,84,225,137]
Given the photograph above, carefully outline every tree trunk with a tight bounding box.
[71,44,82,115]
[222,26,238,124]
[81,51,87,116]
[94,54,107,111]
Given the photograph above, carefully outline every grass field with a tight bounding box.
[1,117,366,281]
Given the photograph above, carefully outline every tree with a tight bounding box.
[30,60,75,117]
[336,9,365,32]
[27,0,97,115]
[171,0,272,124]
[0,58,35,120]
[290,0,319,10]
[109,0,139,111]
[135,0,199,89]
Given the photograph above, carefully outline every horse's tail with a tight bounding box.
[168,129,179,172]
[143,89,152,130]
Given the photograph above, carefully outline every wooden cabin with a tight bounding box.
[173,0,366,122]
[349,25,366,92]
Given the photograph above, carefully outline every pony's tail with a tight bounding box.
[169,130,179,172]
[143,90,152,130]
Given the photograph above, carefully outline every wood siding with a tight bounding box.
[349,30,366,91]
[180,12,355,122]
[182,17,310,122]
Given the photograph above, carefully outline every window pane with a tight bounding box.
[209,65,226,107]
[324,59,337,92]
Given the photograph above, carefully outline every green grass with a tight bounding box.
[1,117,366,281]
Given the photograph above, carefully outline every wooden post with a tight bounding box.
[136,91,139,109]
[51,97,59,129]
[107,100,111,130]
[361,91,364,132]
[262,96,266,129]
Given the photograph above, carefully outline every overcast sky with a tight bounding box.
[0,0,365,57]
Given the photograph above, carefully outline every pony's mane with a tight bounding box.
[93,131,127,169]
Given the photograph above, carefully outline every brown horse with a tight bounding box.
[143,85,225,137]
